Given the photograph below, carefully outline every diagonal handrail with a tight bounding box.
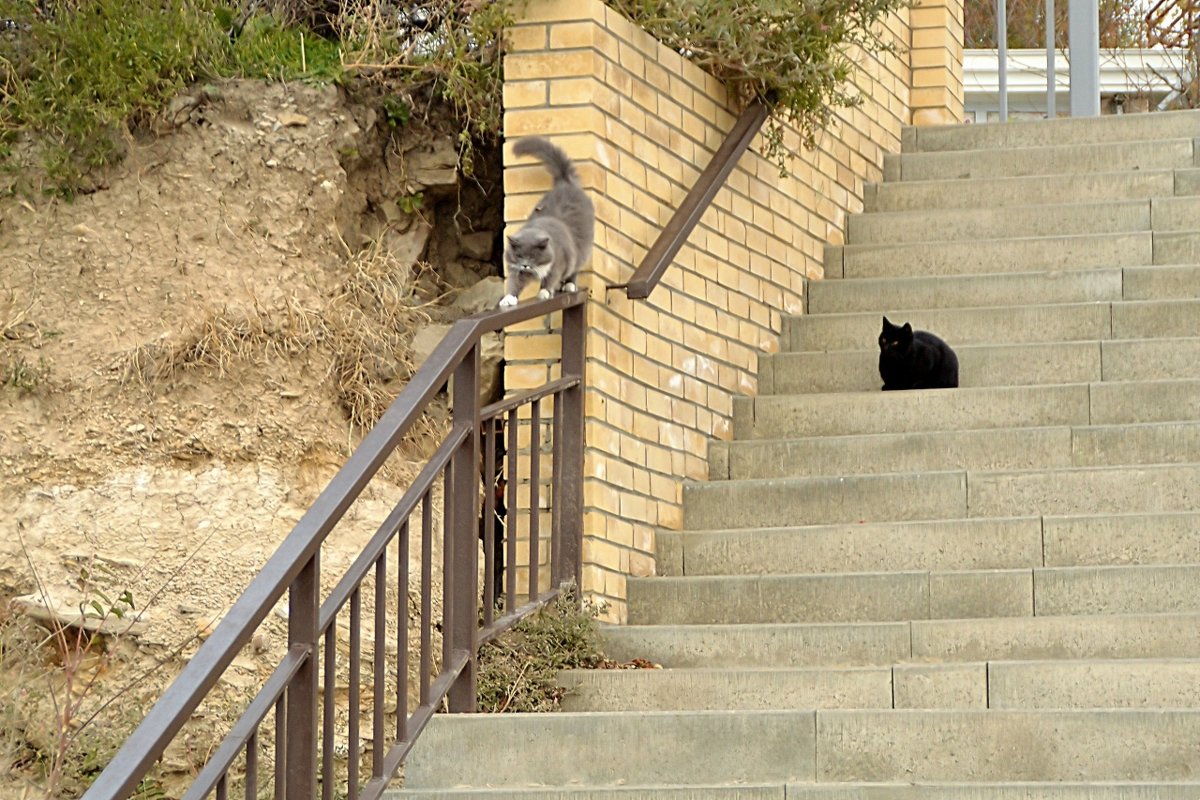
[610,100,769,300]
[83,290,587,800]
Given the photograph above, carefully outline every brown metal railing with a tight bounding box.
[610,100,769,300]
[82,291,587,800]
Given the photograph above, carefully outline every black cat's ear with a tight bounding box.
[881,316,892,331]
[901,322,913,339]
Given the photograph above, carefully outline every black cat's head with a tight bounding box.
[879,316,914,353]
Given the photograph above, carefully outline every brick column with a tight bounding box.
[910,0,965,126]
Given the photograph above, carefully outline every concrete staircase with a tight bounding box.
[396,111,1200,798]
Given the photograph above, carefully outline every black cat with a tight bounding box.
[878,316,959,390]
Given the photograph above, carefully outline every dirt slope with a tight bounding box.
[0,78,491,796]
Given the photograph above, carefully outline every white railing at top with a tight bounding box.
[995,0,1100,120]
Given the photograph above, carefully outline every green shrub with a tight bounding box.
[227,11,342,83]
[0,0,227,196]
[476,589,605,713]
[610,0,909,171]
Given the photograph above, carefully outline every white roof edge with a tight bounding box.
[965,48,1185,93]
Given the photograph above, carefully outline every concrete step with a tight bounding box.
[1102,337,1200,382]
[829,232,1150,280]
[657,518,1044,577]
[393,788,785,800]
[1043,511,1200,568]
[734,380,1200,440]
[627,569,1035,625]
[712,421,1200,481]
[662,512,1200,577]
[807,265,1200,314]
[559,666,895,711]
[988,658,1200,709]
[785,303,1113,351]
[682,470,968,530]
[767,338,1200,394]
[1151,195,1200,231]
[864,168,1181,213]
[884,138,1194,182]
[687,462,1200,530]
[628,565,1200,626]
[710,427,1073,480]
[787,784,1200,799]
[903,110,1200,153]
[558,658,1200,713]
[765,341,1101,394]
[393,783,1200,799]
[785,299,1200,352]
[1112,298,1200,338]
[603,613,1200,669]
[846,200,1151,246]
[967,462,1200,518]
[403,709,1200,787]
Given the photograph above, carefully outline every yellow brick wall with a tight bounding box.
[503,0,964,621]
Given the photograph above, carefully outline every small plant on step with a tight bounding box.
[476,587,606,713]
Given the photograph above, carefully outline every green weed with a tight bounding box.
[476,589,605,713]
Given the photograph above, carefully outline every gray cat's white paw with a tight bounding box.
[562,281,577,293]
[498,294,518,308]
[537,289,552,300]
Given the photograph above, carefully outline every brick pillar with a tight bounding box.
[910,0,965,126]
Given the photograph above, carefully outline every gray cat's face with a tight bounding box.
[505,231,554,275]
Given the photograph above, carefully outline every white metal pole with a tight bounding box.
[1068,0,1100,116]
[998,0,1009,121]
[1046,0,1057,118]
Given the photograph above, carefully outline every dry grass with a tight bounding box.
[113,234,443,434]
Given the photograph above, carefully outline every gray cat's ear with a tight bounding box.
[532,232,550,248]
[507,235,519,248]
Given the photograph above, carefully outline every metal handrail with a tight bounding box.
[82,290,588,800]
[610,100,770,300]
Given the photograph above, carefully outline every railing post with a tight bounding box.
[447,344,480,712]
[1046,0,1057,118]
[285,552,320,800]
[997,0,1008,121]
[556,300,587,594]
[1069,0,1101,116]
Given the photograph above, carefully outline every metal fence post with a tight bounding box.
[1045,0,1057,118]
[556,300,587,594]
[286,553,320,800]
[998,0,1009,121]
[447,343,480,712]
[1069,0,1101,116]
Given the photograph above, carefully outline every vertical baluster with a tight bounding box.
[286,554,319,800]
[420,493,432,705]
[397,519,409,741]
[245,730,258,800]
[482,417,497,624]
[321,629,335,800]
[372,554,386,780]
[998,0,1009,121]
[448,344,480,712]
[216,774,228,800]
[559,300,587,593]
[348,589,361,800]
[506,410,519,611]
[274,696,286,800]
[528,399,541,601]
[442,464,454,671]
[551,396,564,586]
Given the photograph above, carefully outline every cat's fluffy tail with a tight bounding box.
[512,136,578,186]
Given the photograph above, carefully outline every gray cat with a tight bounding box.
[498,137,594,308]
